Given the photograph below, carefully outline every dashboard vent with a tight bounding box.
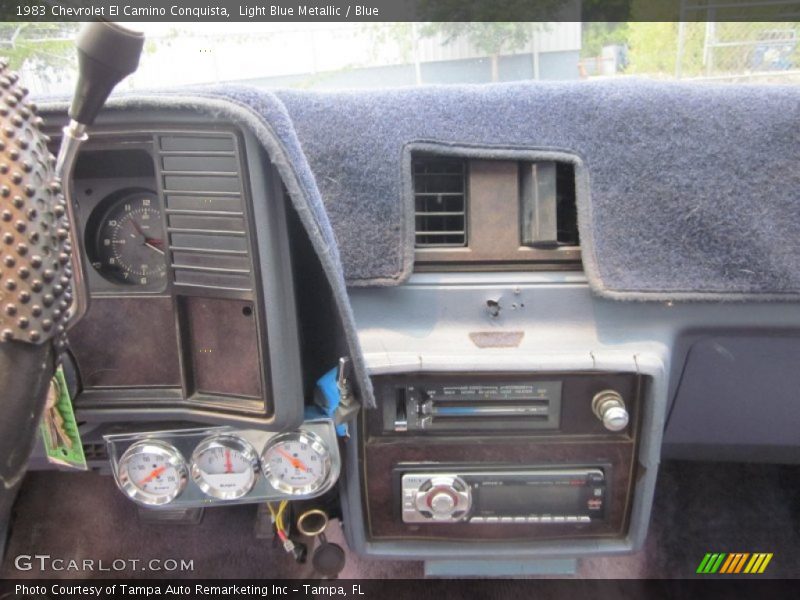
[555,162,579,246]
[413,157,467,248]
[157,133,254,292]
[413,155,582,271]
[520,161,579,248]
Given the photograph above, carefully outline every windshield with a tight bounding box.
[2,21,799,96]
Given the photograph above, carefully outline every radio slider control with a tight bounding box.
[419,399,548,418]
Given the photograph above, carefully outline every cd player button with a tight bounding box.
[540,516,553,523]
[527,516,540,523]
[470,517,485,523]
[485,516,499,523]
[579,516,591,523]
[553,516,566,523]
[500,516,513,523]
[514,516,527,523]
[429,491,456,515]
[566,516,579,522]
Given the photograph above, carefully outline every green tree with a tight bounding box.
[625,22,685,75]
[421,22,547,81]
[417,0,564,82]
[0,23,78,74]
[363,23,416,64]
[582,23,630,59]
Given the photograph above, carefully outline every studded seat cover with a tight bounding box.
[0,60,72,346]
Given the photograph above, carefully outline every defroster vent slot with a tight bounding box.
[157,133,254,293]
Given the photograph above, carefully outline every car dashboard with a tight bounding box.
[31,81,800,575]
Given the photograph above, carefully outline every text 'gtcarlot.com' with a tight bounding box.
[13,554,194,572]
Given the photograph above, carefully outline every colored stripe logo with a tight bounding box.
[696,553,773,574]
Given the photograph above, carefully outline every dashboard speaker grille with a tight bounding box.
[157,133,254,292]
[413,156,467,248]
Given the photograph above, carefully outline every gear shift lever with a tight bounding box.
[69,22,145,126]
[56,21,145,326]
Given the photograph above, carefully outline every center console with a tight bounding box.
[361,372,644,542]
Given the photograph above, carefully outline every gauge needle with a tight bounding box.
[130,219,148,238]
[139,466,166,485]
[130,219,165,253]
[144,241,165,255]
[224,449,233,474]
[276,448,308,472]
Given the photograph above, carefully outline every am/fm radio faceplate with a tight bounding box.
[385,380,562,432]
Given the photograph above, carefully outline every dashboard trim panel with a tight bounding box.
[46,109,305,431]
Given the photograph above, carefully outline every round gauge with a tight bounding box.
[262,430,332,496]
[191,435,259,500]
[117,440,187,506]
[86,189,167,288]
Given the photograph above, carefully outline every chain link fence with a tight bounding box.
[676,20,800,81]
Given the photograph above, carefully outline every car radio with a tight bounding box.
[386,380,562,432]
[399,467,606,524]
[363,371,643,541]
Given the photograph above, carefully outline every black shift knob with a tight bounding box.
[69,22,144,125]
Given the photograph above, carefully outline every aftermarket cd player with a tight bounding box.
[400,467,607,524]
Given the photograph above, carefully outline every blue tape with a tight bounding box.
[306,366,348,436]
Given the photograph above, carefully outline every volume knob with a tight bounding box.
[429,491,456,515]
[412,476,471,522]
[592,390,629,432]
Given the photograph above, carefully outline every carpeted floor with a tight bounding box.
[1,460,798,579]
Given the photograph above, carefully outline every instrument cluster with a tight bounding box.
[106,420,340,508]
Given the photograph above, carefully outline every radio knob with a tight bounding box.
[412,476,471,521]
[429,491,456,515]
[592,390,629,432]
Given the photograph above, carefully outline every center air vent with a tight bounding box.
[413,157,467,248]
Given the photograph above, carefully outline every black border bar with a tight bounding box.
[3,578,800,599]
[1,0,800,22]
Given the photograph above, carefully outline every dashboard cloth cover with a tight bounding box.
[273,80,800,300]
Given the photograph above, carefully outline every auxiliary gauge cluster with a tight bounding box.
[105,420,340,508]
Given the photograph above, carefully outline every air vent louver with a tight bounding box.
[520,161,579,248]
[157,134,254,292]
[413,157,467,248]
